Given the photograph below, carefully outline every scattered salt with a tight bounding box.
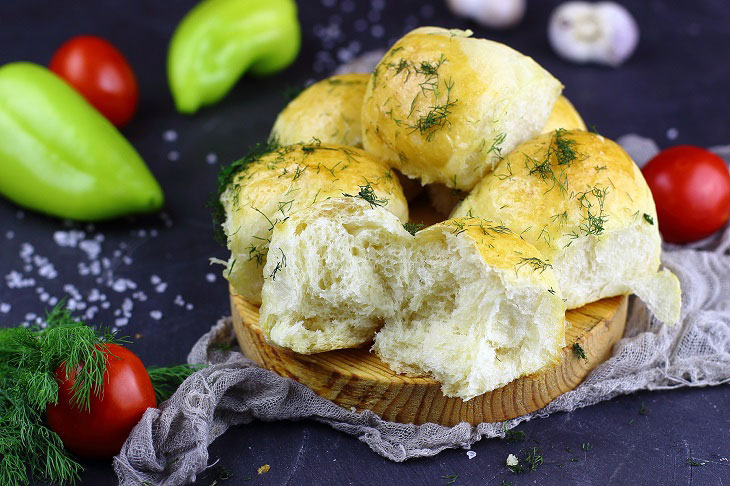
[506,453,519,467]
[151,275,162,284]
[467,451,477,459]
[163,129,178,142]
[150,310,163,320]
[168,151,180,162]
[174,295,185,307]
[155,282,168,293]
[206,273,216,283]
[115,317,129,327]
[666,127,679,140]
[206,153,218,164]
[0,303,11,313]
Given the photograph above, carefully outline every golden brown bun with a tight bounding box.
[427,95,586,217]
[362,27,563,191]
[451,130,681,323]
[220,143,409,305]
[542,96,587,133]
[271,74,370,147]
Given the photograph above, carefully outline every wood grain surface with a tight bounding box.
[231,290,628,426]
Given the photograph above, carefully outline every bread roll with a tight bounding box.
[260,198,566,400]
[542,95,587,134]
[270,73,370,147]
[259,198,413,353]
[451,130,681,324]
[427,95,586,218]
[220,142,408,305]
[374,217,566,400]
[362,27,563,191]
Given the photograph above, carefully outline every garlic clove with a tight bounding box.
[447,0,526,29]
[548,1,639,67]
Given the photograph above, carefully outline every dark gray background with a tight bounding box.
[1,0,729,484]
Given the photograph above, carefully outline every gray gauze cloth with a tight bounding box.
[114,136,730,486]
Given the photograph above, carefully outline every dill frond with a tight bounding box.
[147,364,205,403]
[343,184,388,208]
[403,222,424,236]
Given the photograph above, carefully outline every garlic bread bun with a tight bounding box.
[260,198,413,353]
[260,198,566,400]
[220,142,408,305]
[374,217,566,400]
[451,130,681,324]
[362,27,563,192]
[271,73,370,147]
[542,95,587,134]
[427,95,586,218]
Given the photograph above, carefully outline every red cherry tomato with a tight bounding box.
[50,35,139,127]
[642,145,730,243]
[46,343,156,459]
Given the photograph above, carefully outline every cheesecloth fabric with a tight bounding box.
[113,137,730,485]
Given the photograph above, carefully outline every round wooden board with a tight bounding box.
[231,291,628,426]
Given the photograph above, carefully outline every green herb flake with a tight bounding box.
[573,343,588,362]
[581,442,593,451]
[403,222,425,236]
[687,458,706,467]
[343,184,388,208]
[643,213,654,225]
[639,402,649,416]
[442,474,459,484]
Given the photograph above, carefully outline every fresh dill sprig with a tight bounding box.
[147,364,205,403]
[508,447,544,474]
[343,184,388,208]
[516,257,552,274]
[552,128,578,167]
[211,139,280,245]
[0,303,130,485]
[442,475,458,485]
[408,78,458,142]
[572,343,588,362]
[403,222,424,236]
[577,186,609,237]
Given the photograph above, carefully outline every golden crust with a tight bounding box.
[271,73,370,147]
[422,217,561,287]
[362,27,563,191]
[221,143,408,304]
[451,130,656,259]
[542,96,587,134]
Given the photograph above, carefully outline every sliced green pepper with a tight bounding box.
[0,62,164,221]
[168,0,301,114]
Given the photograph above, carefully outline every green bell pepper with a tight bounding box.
[168,0,301,114]
[0,62,164,221]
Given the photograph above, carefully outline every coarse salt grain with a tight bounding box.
[163,129,178,142]
[206,273,216,283]
[467,451,477,459]
[150,310,163,320]
[0,303,11,313]
[206,153,218,164]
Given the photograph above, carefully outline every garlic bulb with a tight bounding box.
[548,1,639,67]
[446,0,526,29]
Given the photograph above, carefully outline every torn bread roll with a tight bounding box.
[452,129,681,324]
[270,73,370,147]
[260,198,566,400]
[219,142,408,305]
[362,26,563,192]
[427,95,586,218]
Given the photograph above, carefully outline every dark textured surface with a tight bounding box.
[1,1,729,485]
